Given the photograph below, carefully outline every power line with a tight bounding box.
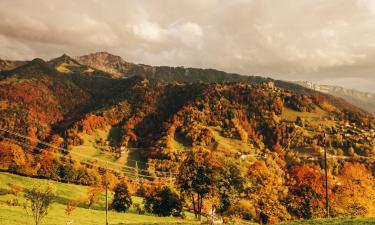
[0,128,178,175]
[0,134,175,181]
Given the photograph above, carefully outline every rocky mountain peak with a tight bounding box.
[74,52,138,78]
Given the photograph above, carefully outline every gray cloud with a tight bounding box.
[0,0,374,92]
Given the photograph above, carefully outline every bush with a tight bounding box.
[7,183,23,196]
[135,182,148,197]
[144,186,182,217]
[6,198,20,206]
[231,199,256,220]
[133,203,145,214]
[111,181,132,212]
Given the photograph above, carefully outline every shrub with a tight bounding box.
[6,198,20,206]
[65,200,78,216]
[133,203,145,214]
[144,186,182,217]
[231,199,256,220]
[7,183,23,196]
[86,186,103,209]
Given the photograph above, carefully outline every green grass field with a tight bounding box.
[0,172,199,225]
[70,127,146,171]
[1,172,374,225]
[281,107,336,128]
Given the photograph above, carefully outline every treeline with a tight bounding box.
[2,138,374,224]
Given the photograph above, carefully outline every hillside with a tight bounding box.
[0,59,27,72]
[0,172,200,225]
[296,81,375,115]
[74,52,374,117]
[0,53,374,224]
[1,172,374,225]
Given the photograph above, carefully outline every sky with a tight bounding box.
[0,0,374,93]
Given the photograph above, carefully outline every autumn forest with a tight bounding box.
[0,52,374,224]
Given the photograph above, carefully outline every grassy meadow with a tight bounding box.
[0,172,199,225]
[1,172,374,225]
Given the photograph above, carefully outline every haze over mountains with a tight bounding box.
[296,81,375,115]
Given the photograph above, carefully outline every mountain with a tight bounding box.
[74,52,272,83]
[296,81,375,115]
[73,52,371,118]
[74,52,140,78]
[0,58,27,71]
[0,52,374,222]
[0,58,92,138]
[48,54,113,78]
[0,53,373,140]
[48,53,89,74]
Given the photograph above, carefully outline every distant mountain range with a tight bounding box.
[0,52,374,221]
[0,52,373,116]
[0,58,27,71]
[295,81,375,115]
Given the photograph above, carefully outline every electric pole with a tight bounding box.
[105,163,109,225]
[323,132,329,218]
[135,161,139,186]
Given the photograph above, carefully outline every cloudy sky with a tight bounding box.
[0,0,374,92]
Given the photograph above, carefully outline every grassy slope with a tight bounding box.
[0,172,198,225]
[1,172,374,225]
[281,107,336,128]
[70,127,133,171]
[171,126,254,155]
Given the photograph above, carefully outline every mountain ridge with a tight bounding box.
[0,58,28,71]
[0,52,374,222]
[296,81,375,115]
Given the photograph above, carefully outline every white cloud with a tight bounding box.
[130,22,164,42]
[178,22,203,37]
[0,0,374,92]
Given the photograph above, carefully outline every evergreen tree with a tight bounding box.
[111,181,132,212]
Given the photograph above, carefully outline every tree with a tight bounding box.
[102,172,119,191]
[24,183,56,225]
[334,163,375,216]
[37,151,56,177]
[245,160,289,224]
[0,140,26,171]
[216,159,244,215]
[86,186,103,209]
[177,148,220,220]
[287,165,330,219]
[144,185,182,216]
[65,199,78,217]
[111,180,132,212]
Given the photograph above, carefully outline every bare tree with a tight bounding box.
[24,183,56,225]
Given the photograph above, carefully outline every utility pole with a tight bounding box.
[135,161,139,186]
[323,133,329,218]
[105,163,109,225]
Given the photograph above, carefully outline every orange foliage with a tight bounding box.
[0,140,26,170]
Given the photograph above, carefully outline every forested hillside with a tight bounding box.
[0,53,374,224]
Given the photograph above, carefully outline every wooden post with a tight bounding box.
[135,161,139,186]
[323,133,329,218]
[105,164,109,225]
